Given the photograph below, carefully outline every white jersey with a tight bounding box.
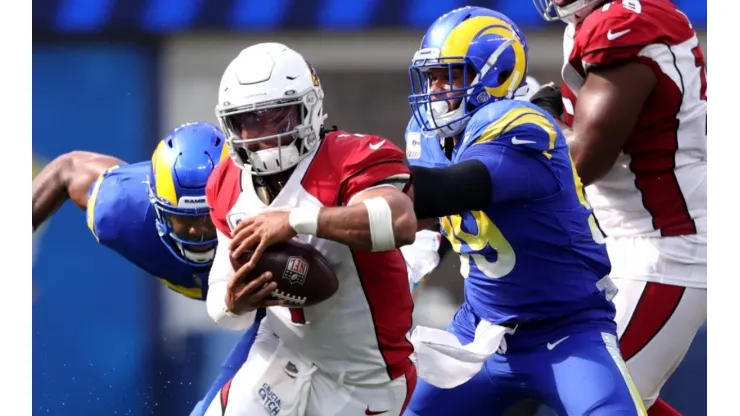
[206,131,415,385]
[559,2,707,287]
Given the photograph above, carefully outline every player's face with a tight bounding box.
[553,0,578,5]
[228,105,300,151]
[167,214,217,252]
[427,67,472,111]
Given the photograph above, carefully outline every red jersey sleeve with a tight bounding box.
[324,131,412,205]
[578,1,658,68]
[206,160,242,237]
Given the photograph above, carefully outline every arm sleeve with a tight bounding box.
[410,160,493,219]
[206,229,257,331]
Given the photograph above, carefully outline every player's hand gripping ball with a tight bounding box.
[230,239,339,308]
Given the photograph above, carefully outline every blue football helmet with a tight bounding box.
[408,6,530,139]
[149,122,228,267]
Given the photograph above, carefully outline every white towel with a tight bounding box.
[410,320,513,389]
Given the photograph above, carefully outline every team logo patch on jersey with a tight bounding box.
[406,132,422,159]
[283,256,309,285]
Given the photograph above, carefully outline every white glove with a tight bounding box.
[400,230,443,293]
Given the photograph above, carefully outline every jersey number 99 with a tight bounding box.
[441,211,516,279]
[441,156,603,280]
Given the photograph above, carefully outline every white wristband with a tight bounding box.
[223,306,242,318]
[289,206,321,235]
[362,197,396,251]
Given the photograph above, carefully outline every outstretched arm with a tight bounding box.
[410,143,559,219]
[32,151,124,231]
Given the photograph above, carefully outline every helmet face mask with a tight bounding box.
[217,90,322,176]
[150,196,217,266]
[409,56,478,139]
[148,122,226,268]
[215,43,325,176]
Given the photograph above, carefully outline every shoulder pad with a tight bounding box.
[206,160,242,237]
[87,162,150,244]
[459,101,562,159]
[578,0,694,68]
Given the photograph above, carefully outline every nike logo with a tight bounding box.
[546,336,570,350]
[511,137,536,145]
[365,407,388,415]
[369,140,386,150]
[606,29,631,40]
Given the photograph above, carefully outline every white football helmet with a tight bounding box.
[533,0,602,24]
[215,43,325,175]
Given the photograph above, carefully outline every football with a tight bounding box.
[230,239,339,308]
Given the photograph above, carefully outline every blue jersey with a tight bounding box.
[405,117,451,168]
[86,162,209,300]
[442,100,613,325]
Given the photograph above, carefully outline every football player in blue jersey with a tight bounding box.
[31,121,267,415]
[401,6,646,416]
[403,75,541,295]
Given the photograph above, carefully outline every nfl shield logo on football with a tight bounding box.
[284,361,299,378]
[283,256,309,285]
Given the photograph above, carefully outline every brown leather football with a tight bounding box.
[230,239,339,308]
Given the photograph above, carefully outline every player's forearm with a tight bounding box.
[556,121,607,186]
[569,138,619,187]
[32,152,123,231]
[294,192,417,252]
[562,122,614,186]
[417,218,440,231]
[556,119,572,140]
[32,154,74,231]
[558,121,581,160]
[410,161,492,219]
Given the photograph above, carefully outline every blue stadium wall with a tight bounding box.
[33,0,706,32]
[31,1,706,414]
[32,43,159,415]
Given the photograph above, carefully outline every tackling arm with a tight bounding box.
[411,142,559,219]
[410,160,493,220]
[32,151,124,231]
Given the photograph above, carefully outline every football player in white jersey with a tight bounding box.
[531,1,707,414]
[203,43,419,416]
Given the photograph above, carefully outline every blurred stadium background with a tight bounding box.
[32,1,707,414]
